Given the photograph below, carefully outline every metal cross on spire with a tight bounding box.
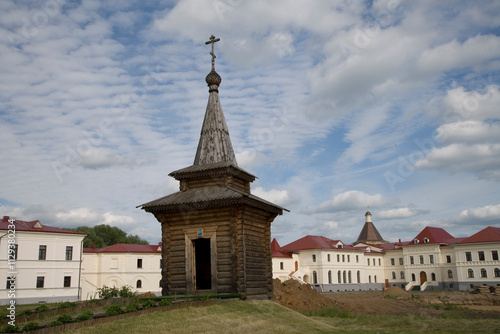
[205,35,220,71]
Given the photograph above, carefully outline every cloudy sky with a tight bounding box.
[1,0,499,246]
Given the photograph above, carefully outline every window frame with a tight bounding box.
[64,276,71,288]
[38,245,47,260]
[36,276,45,288]
[66,246,73,261]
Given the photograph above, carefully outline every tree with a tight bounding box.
[67,224,148,248]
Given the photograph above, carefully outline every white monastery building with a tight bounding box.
[0,216,85,304]
[272,212,500,292]
[81,243,162,300]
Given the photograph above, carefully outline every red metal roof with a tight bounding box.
[83,243,161,254]
[271,238,292,258]
[280,235,343,252]
[412,226,456,244]
[0,216,85,236]
[459,226,500,244]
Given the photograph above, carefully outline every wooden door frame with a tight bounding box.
[184,227,218,294]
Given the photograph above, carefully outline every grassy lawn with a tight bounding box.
[65,300,335,334]
[61,300,500,334]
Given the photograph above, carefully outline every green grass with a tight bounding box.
[47,300,500,334]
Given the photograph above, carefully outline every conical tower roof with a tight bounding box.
[354,211,388,244]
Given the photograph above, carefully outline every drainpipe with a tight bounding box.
[78,238,83,301]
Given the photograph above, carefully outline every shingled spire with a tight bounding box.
[193,35,237,166]
[354,211,388,244]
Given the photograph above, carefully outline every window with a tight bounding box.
[367,258,370,266]
[337,254,340,262]
[137,259,143,268]
[423,237,429,243]
[429,255,434,264]
[313,271,318,284]
[357,271,360,283]
[312,254,316,262]
[66,246,73,261]
[378,259,381,266]
[492,250,499,261]
[392,271,396,279]
[136,280,142,288]
[431,273,436,281]
[343,270,346,284]
[446,255,451,263]
[347,255,350,262]
[369,275,372,283]
[38,245,46,260]
[480,268,487,278]
[410,256,414,265]
[411,273,416,281]
[356,255,359,263]
[64,276,71,287]
[338,271,341,283]
[327,254,330,262]
[400,271,405,279]
[419,255,424,264]
[414,239,419,244]
[280,262,284,270]
[478,251,485,261]
[448,270,453,278]
[399,258,403,265]
[10,244,18,260]
[36,276,44,288]
[348,271,352,283]
[465,252,472,261]
[328,270,332,284]
[342,254,345,262]
[495,268,500,277]
[467,269,474,278]
[391,258,395,265]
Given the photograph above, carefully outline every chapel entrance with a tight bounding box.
[419,271,427,285]
[194,238,212,290]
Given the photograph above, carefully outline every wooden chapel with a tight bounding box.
[138,36,286,299]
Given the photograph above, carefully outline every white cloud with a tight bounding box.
[252,186,299,208]
[302,190,387,214]
[378,207,429,220]
[457,204,500,223]
[436,120,500,144]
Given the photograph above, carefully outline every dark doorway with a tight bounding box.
[194,238,211,290]
[420,271,427,285]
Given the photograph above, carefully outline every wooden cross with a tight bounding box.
[205,35,220,70]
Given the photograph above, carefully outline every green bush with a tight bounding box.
[125,302,140,313]
[57,301,77,309]
[98,285,119,300]
[159,298,172,306]
[119,285,137,298]
[105,304,123,317]
[46,320,63,328]
[22,322,39,331]
[57,314,73,323]
[0,324,21,333]
[35,305,49,313]
[141,299,156,309]
[18,309,33,317]
[76,310,94,322]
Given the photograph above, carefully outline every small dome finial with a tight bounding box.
[205,35,222,92]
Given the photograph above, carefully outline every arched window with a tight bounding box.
[328,270,332,284]
[136,280,142,288]
[368,275,372,283]
[343,270,346,284]
[411,273,416,281]
[448,270,453,278]
[480,268,487,278]
[348,271,352,283]
[367,258,370,266]
[400,271,405,279]
[357,271,360,283]
[313,271,318,284]
[468,269,474,278]
[338,271,341,283]
[374,275,377,283]
[392,271,396,280]
[431,273,436,281]
[495,268,500,278]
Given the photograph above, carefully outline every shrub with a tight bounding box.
[76,310,94,322]
[141,299,156,310]
[158,298,172,306]
[125,302,140,313]
[35,305,49,313]
[22,322,39,331]
[18,309,34,317]
[46,320,63,328]
[105,304,123,317]
[119,285,137,298]
[0,324,21,333]
[57,314,73,323]
[98,285,119,300]
[57,301,77,309]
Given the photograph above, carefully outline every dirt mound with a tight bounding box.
[384,286,408,298]
[272,278,338,311]
[138,291,157,298]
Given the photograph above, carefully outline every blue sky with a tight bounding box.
[1,0,500,246]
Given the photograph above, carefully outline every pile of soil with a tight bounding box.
[384,286,409,298]
[272,278,338,311]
